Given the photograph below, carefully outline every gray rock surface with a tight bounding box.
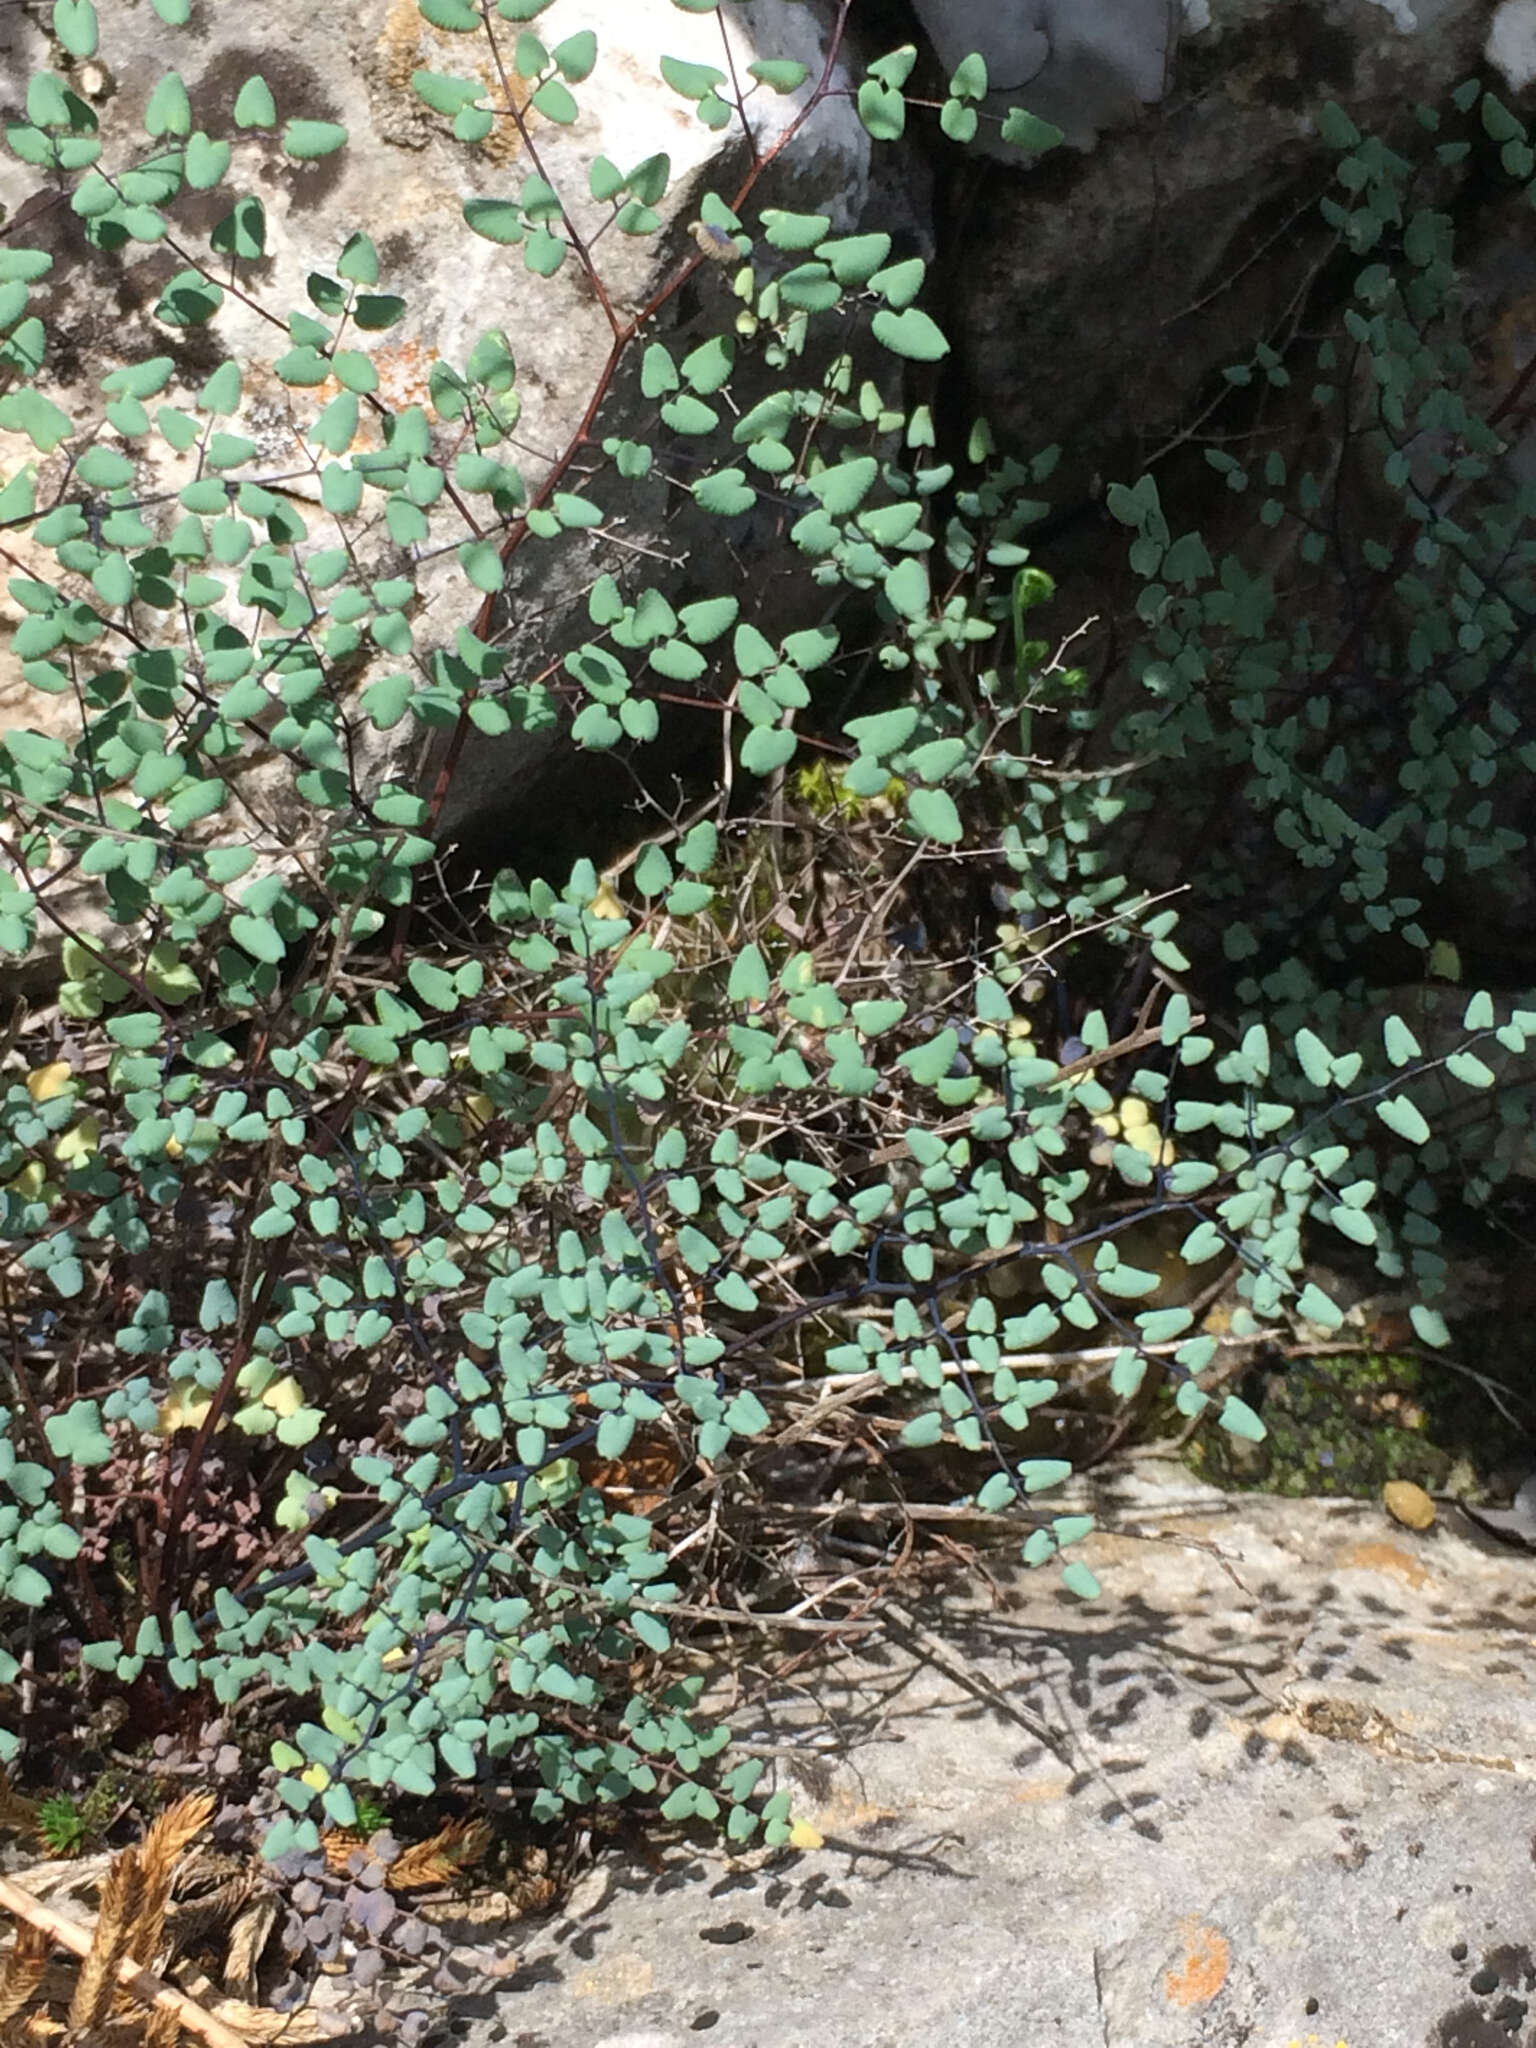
[930,0,1521,484]
[910,0,1178,151]
[431,1468,1536,2048]
[0,0,875,912]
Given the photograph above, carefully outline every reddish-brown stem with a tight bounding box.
[0,828,176,1028]
[146,1257,278,1629]
[0,1280,115,1642]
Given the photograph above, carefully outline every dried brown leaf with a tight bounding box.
[171,1970,331,2047]
[202,2000,329,2044]
[162,1872,257,1976]
[66,2022,142,2048]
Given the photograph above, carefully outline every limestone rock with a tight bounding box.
[441,1471,1536,2048]
[928,0,1513,490]
[0,0,872,957]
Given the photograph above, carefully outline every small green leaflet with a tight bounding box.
[728,944,769,1003]
[1000,107,1063,153]
[233,76,275,127]
[906,788,961,843]
[857,79,904,141]
[284,121,347,160]
[660,55,724,101]
[872,308,949,362]
[692,469,754,517]
[53,1,98,59]
[1375,1094,1431,1145]
[463,199,524,244]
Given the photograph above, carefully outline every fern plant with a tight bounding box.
[0,0,1528,1872]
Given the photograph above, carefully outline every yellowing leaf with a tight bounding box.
[322,1704,362,1744]
[527,1456,581,1507]
[460,1092,496,1133]
[260,1373,306,1417]
[1124,1122,1176,1164]
[26,1062,74,1103]
[1383,1479,1435,1530]
[788,1818,824,1849]
[588,879,625,919]
[154,1385,214,1436]
[300,1763,332,1791]
[144,940,200,1004]
[54,1115,101,1166]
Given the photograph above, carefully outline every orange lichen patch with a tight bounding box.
[1011,1774,1072,1804]
[1335,1539,1430,1588]
[1164,1918,1230,2008]
[378,0,537,166]
[311,339,443,442]
[808,1788,900,1834]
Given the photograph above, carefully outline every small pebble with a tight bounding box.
[1470,1967,1501,1996]
[1383,1479,1435,1530]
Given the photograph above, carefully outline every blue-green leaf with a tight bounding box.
[1375,1094,1430,1145]
[871,307,949,362]
[284,120,347,160]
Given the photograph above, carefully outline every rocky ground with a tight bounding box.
[397,1465,1536,2048]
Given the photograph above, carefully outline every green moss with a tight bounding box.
[1186,1351,1454,1496]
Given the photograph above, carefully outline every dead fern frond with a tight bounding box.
[0,1776,40,1845]
[216,1898,276,2006]
[129,1797,219,1985]
[65,1849,143,2034]
[386,1819,491,1891]
[142,1997,182,2048]
[138,1802,215,1911]
[0,1871,255,2048]
[0,1926,50,2024]
[0,2011,60,2048]
[315,1835,361,1879]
